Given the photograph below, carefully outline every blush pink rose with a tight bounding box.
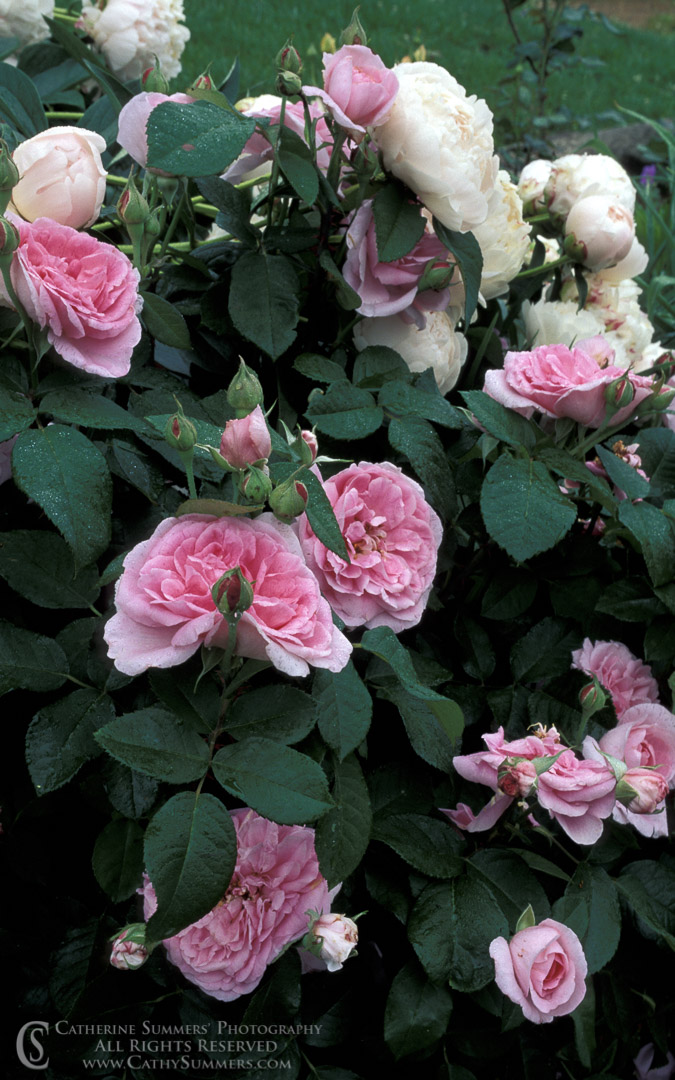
[219,405,271,469]
[343,200,454,327]
[104,513,352,678]
[222,96,333,185]
[534,748,616,845]
[140,808,330,1002]
[11,126,107,230]
[116,91,195,169]
[304,45,399,138]
[490,918,588,1024]
[483,340,654,428]
[571,638,659,718]
[6,217,142,378]
[298,462,442,632]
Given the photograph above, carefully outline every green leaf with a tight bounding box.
[141,293,191,349]
[92,819,144,903]
[229,251,299,359]
[352,345,411,389]
[481,455,576,562]
[380,379,465,428]
[537,447,615,506]
[511,617,578,682]
[224,685,317,744]
[388,415,456,520]
[361,626,452,704]
[384,960,453,1061]
[373,813,463,878]
[0,530,100,609]
[49,921,99,1019]
[636,428,675,497]
[408,876,508,989]
[302,468,350,561]
[573,977,596,1069]
[319,250,362,310]
[111,438,165,502]
[44,17,132,109]
[12,425,112,566]
[618,500,675,587]
[373,185,426,262]
[294,354,348,383]
[461,390,538,449]
[595,443,650,500]
[145,790,237,943]
[26,689,112,794]
[0,60,47,135]
[38,390,150,433]
[149,666,220,734]
[0,385,37,440]
[0,620,68,696]
[195,175,260,246]
[617,857,675,950]
[146,100,256,176]
[595,577,666,622]
[103,762,158,820]
[384,686,457,772]
[213,737,333,824]
[455,614,495,680]
[552,864,621,974]
[468,850,551,931]
[94,707,210,783]
[315,754,371,886]
[431,218,483,324]
[305,381,383,440]
[314,662,373,761]
[481,569,537,620]
[277,123,319,204]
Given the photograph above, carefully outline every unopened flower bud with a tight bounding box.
[418,259,456,293]
[227,358,264,417]
[616,767,668,814]
[164,411,198,452]
[211,567,255,617]
[186,69,215,93]
[639,385,675,415]
[118,178,150,229]
[0,215,20,258]
[320,33,337,53]
[0,140,19,214]
[339,6,368,47]
[110,924,148,971]
[141,59,170,94]
[310,913,358,971]
[220,404,272,469]
[275,70,303,97]
[579,679,606,716]
[276,39,302,75]
[605,375,634,412]
[563,195,635,271]
[238,464,273,503]
[299,429,318,463]
[269,477,308,522]
[497,758,537,798]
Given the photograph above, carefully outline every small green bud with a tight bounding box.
[141,58,170,94]
[164,411,198,452]
[211,567,255,617]
[276,39,302,74]
[238,465,273,503]
[275,70,303,97]
[118,177,150,230]
[227,358,264,417]
[0,214,20,258]
[269,477,308,523]
[186,68,215,93]
[417,259,457,293]
[604,375,634,413]
[339,6,368,47]
[0,140,19,214]
[579,678,606,717]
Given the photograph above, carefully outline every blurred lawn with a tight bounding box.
[180,0,673,138]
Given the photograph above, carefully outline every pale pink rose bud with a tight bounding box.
[617,767,669,814]
[497,758,537,797]
[219,405,272,470]
[10,127,107,230]
[311,913,358,971]
[490,918,587,1024]
[300,430,319,463]
[110,925,148,971]
[303,44,399,138]
[563,195,635,271]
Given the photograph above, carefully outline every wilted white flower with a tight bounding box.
[80,0,190,82]
[473,170,531,299]
[517,158,552,213]
[373,61,498,233]
[0,0,53,47]
[354,309,468,395]
[545,152,636,218]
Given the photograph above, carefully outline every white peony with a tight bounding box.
[0,0,53,47]
[517,158,552,212]
[545,152,636,218]
[473,170,531,299]
[597,237,648,284]
[80,0,190,82]
[373,61,499,233]
[353,309,468,395]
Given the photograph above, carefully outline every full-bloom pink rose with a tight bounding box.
[534,748,616,845]
[343,200,454,327]
[571,638,660,718]
[104,513,352,677]
[222,96,333,185]
[298,462,442,632]
[140,808,330,1002]
[11,127,107,230]
[5,217,142,378]
[304,45,399,138]
[490,918,588,1024]
[484,340,654,428]
[219,405,271,470]
[116,91,195,170]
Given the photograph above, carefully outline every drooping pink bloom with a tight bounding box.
[571,638,659,718]
[104,513,352,677]
[219,405,271,469]
[490,918,587,1024]
[140,808,330,1002]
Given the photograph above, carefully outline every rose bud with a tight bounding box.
[276,70,303,97]
[0,215,20,260]
[227,358,264,416]
[142,59,170,94]
[276,39,302,75]
[310,913,358,971]
[0,139,19,214]
[616,767,669,814]
[517,158,552,214]
[563,195,635,271]
[339,7,368,47]
[220,405,272,470]
[164,410,197,453]
[238,464,273,504]
[11,127,107,230]
[269,477,308,523]
[211,567,255,618]
[110,924,149,971]
[299,429,318,463]
[604,375,634,413]
[186,69,216,93]
[497,758,537,798]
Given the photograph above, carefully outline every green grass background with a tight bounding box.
[180,0,673,133]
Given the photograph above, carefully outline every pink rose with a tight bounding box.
[141,808,330,1002]
[621,767,669,814]
[11,126,107,230]
[0,436,17,486]
[498,758,537,797]
[104,512,352,678]
[304,45,399,138]
[571,638,659,718]
[298,462,442,632]
[7,217,142,378]
[116,91,195,170]
[222,95,333,185]
[490,918,588,1024]
[453,725,563,790]
[219,405,271,470]
[483,340,654,428]
[309,913,359,972]
[534,748,616,845]
[343,200,453,327]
